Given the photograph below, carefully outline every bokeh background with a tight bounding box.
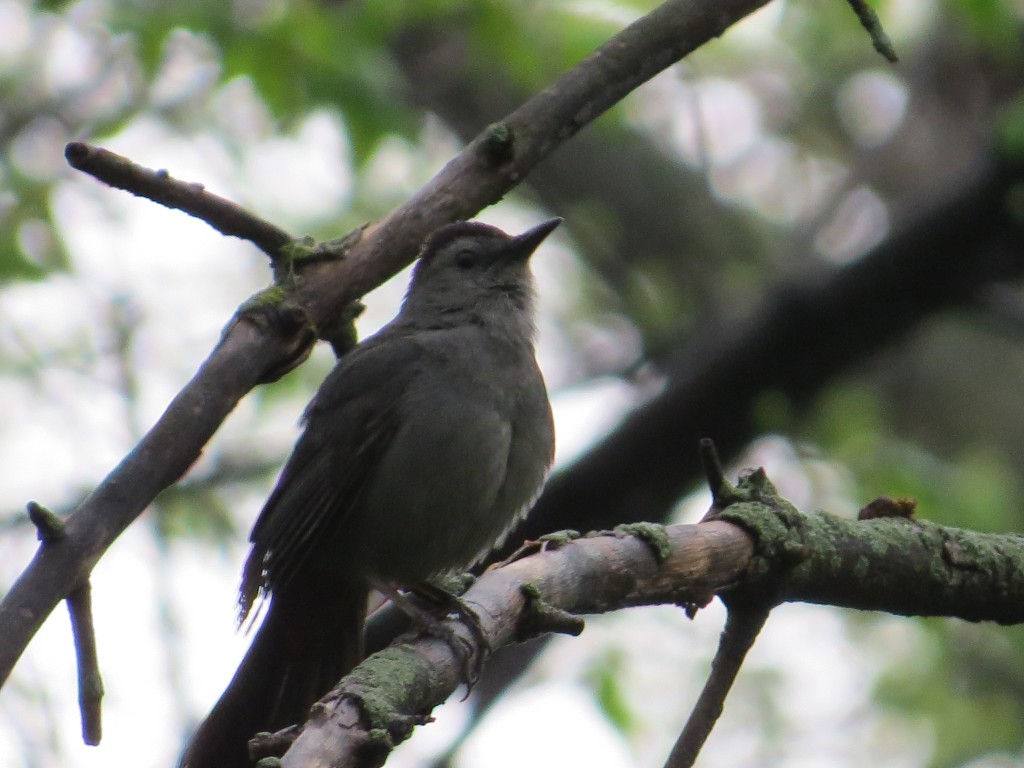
[3,1,1024,766]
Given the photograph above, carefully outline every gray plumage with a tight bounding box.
[181,218,558,768]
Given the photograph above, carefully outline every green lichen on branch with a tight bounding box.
[236,280,362,362]
[239,284,288,311]
[277,235,318,263]
[272,235,321,288]
[232,285,316,382]
[268,226,368,358]
[499,529,580,567]
[236,285,310,338]
[613,522,672,564]
[710,468,1024,623]
[517,583,586,640]
[538,529,581,546]
[709,468,810,581]
[320,299,365,359]
[273,224,369,283]
[780,513,1024,623]
[426,572,476,598]
[481,121,515,164]
[342,645,443,742]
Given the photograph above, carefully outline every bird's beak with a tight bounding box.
[508,217,562,259]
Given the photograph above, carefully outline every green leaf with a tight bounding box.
[584,648,635,733]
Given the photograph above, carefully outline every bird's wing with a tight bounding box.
[238,334,422,622]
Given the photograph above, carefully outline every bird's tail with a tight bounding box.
[179,585,367,768]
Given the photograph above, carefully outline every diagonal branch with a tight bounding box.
[844,0,898,62]
[64,142,294,258]
[0,322,290,684]
[663,605,769,768]
[0,0,773,688]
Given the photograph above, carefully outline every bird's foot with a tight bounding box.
[371,580,489,688]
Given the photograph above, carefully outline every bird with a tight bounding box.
[179,217,560,768]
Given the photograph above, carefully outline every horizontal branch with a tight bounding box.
[0,0,772,686]
[775,513,1024,622]
[714,469,1024,623]
[274,477,1024,767]
[278,521,754,768]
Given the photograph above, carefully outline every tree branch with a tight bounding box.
[276,520,754,768]
[664,604,769,768]
[66,581,103,746]
[0,0,773,690]
[0,321,291,684]
[265,470,1024,767]
[64,142,294,259]
[844,0,898,63]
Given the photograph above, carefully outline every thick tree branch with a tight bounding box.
[277,520,753,768]
[716,472,1024,623]
[0,0,772,690]
[267,472,1024,768]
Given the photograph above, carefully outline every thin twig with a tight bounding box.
[698,439,726,504]
[64,142,294,259]
[27,501,103,743]
[845,0,898,63]
[26,501,66,543]
[663,605,769,768]
[66,581,103,746]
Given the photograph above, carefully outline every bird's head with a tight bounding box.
[404,219,561,319]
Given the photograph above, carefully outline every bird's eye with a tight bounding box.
[454,249,476,270]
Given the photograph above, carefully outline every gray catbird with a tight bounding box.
[180,218,560,768]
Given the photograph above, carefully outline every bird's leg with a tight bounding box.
[370,579,489,686]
